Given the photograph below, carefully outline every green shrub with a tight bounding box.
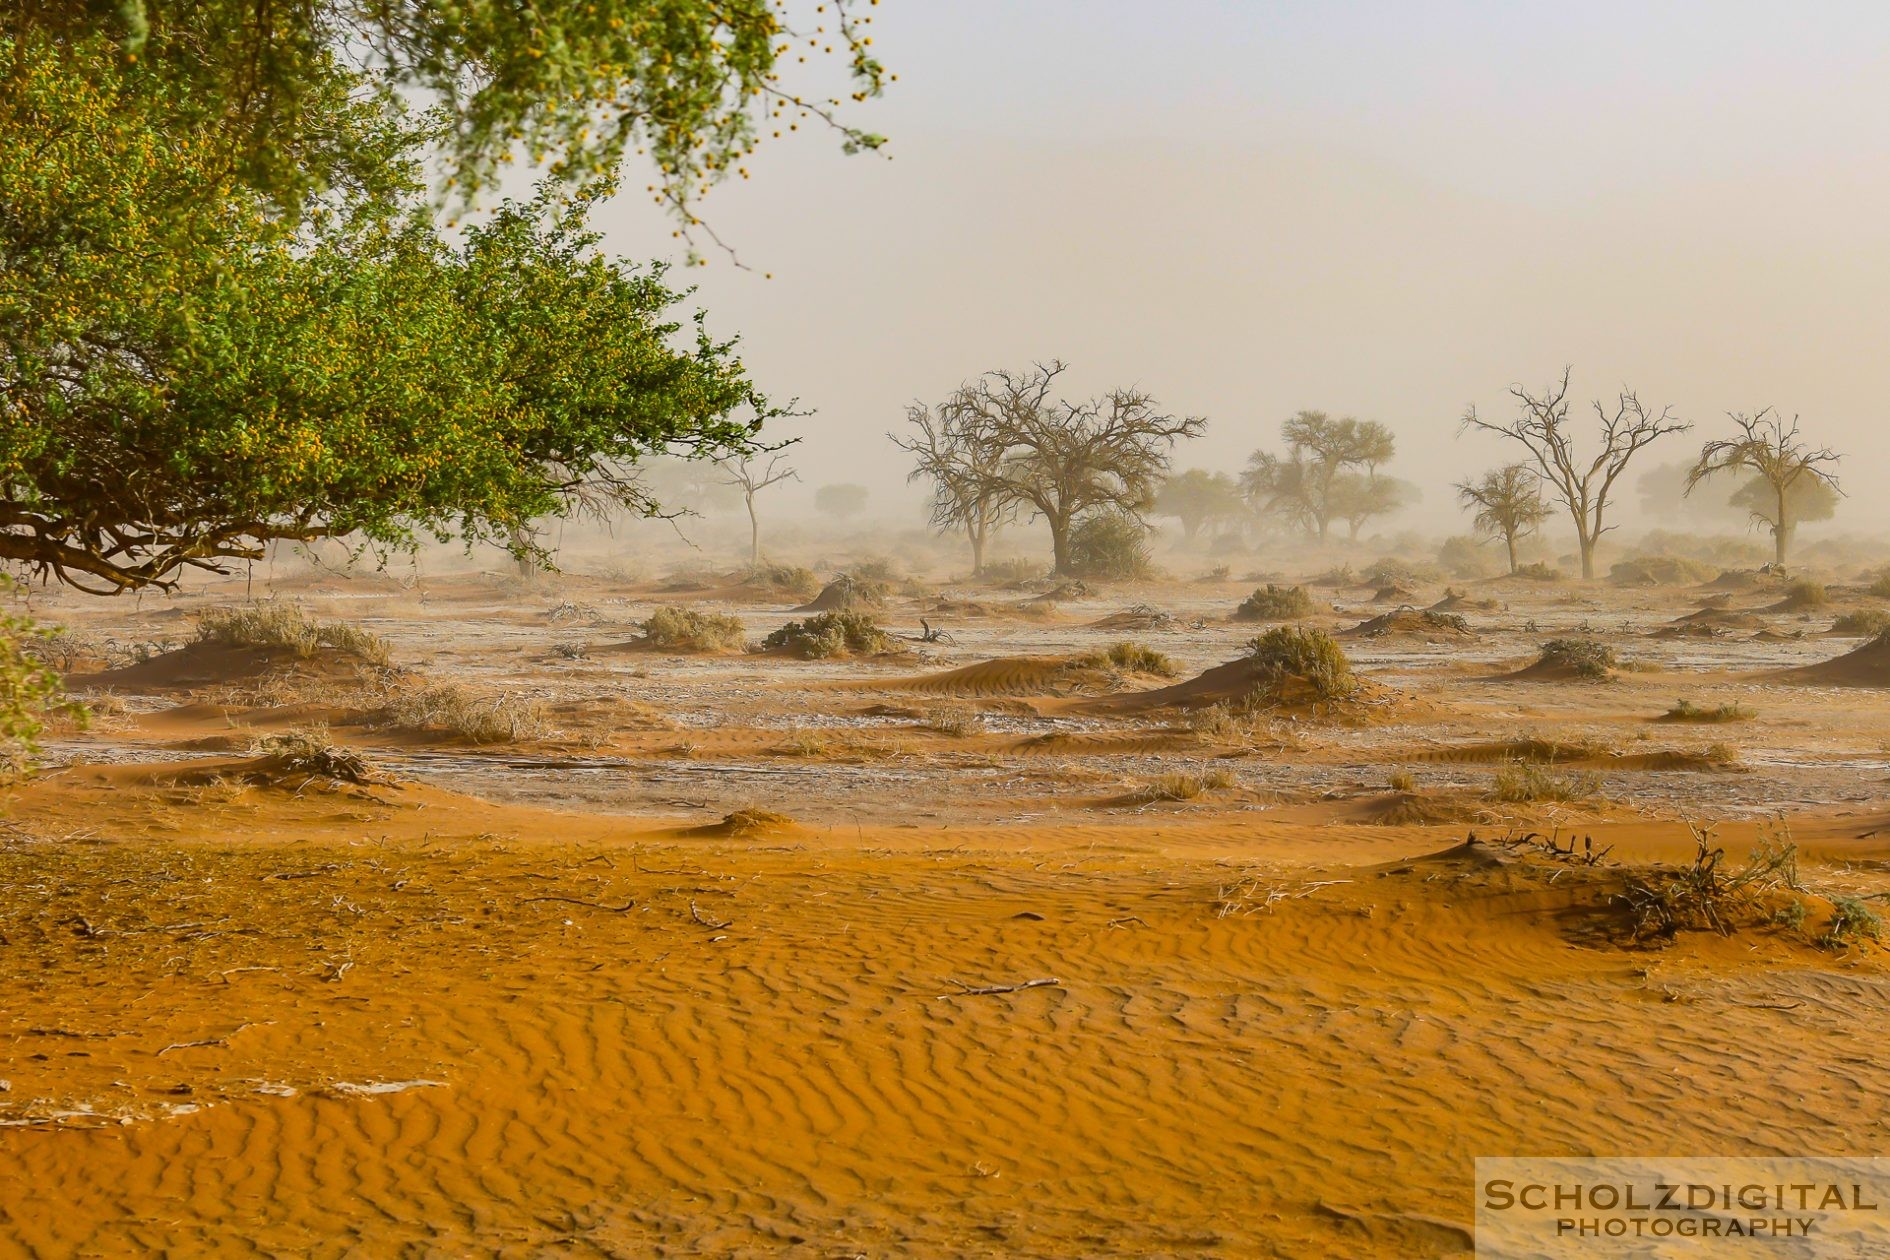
[194,603,391,664]
[1067,510,1153,580]
[1245,626,1357,701]
[1537,638,1617,679]
[639,606,747,651]
[1823,896,1884,950]
[1,595,80,781]
[1233,584,1316,621]
[761,611,895,659]
[1831,609,1890,637]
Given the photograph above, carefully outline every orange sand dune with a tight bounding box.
[3,793,1888,1256]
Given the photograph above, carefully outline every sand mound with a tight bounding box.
[69,642,381,695]
[1342,608,1474,640]
[889,657,1085,698]
[1370,583,1418,603]
[1342,791,1486,827]
[1675,607,1768,629]
[1089,604,1178,632]
[1429,589,1497,612]
[794,575,889,613]
[682,808,800,839]
[1768,632,1890,687]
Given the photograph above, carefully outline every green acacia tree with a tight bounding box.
[12,1,886,235]
[1,33,778,592]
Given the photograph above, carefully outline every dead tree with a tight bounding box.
[716,454,797,568]
[1461,368,1688,579]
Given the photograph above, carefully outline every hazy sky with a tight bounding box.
[594,1,1890,534]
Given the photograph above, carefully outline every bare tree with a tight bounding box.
[891,401,1017,574]
[717,454,798,568]
[921,361,1205,575]
[1461,368,1688,579]
[1456,464,1550,574]
[1242,412,1397,541]
[1687,410,1842,567]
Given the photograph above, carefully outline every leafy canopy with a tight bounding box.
[1,32,776,592]
[13,0,887,235]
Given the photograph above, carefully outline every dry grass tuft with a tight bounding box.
[639,607,747,652]
[1488,760,1601,803]
[195,604,391,665]
[380,684,548,744]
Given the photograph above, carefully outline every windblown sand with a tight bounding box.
[8,563,1890,1255]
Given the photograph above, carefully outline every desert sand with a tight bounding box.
[7,559,1890,1256]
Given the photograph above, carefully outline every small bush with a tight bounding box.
[1071,640,1178,677]
[741,564,822,599]
[194,604,391,664]
[1128,768,1238,803]
[382,684,549,743]
[1234,584,1316,621]
[1363,558,1445,587]
[1067,510,1153,580]
[1436,535,1501,580]
[1,596,80,781]
[1537,638,1617,680]
[250,725,372,783]
[1511,562,1562,581]
[1660,699,1753,724]
[1388,769,1417,793]
[1246,626,1357,702]
[1823,896,1884,950]
[1831,609,1890,637]
[979,557,1045,583]
[921,704,984,737]
[639,606,747,652]
[1781,578,1828,609]
[761,611,895,659]
[1488,760,1600,803]
[1609,556,1716,587]
[1867,574,1890,600]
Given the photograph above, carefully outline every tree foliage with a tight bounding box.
[1,33,775,592]
[1242,412,1398,541]
[1688,410,1842,566]
[914,362,1204,576]
[1152,469,1246,542]
[1462,368,1688,579]
[1456,464,1550,573]
[13,0,886,236]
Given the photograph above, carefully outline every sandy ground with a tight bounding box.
[7,561,1890,1256]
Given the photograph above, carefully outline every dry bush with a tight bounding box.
[1388,769,1417,792]
[761,611,895,659]
[1781,578,1829,609]
[1067,510,1154,580]
[1488,760,1601,803]
[1070,640,1178,677]
[1609,555,1716,586]
[1246,626,1357,701]
[639,606,747,651]
[921,704,985,737]
[979,557,1045,584]
[1831,609,1890,637]
[1511,562,1562,581]
[1128,767,1238,803]
[1660,699,1753,724]
[1233,584,1316,621]
[1620,825,1801,941]
[381,684,548,743]
[249,725,372,783]
[194,604,391,664]
[741,564,822,599]
[1536,638,1617,679]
